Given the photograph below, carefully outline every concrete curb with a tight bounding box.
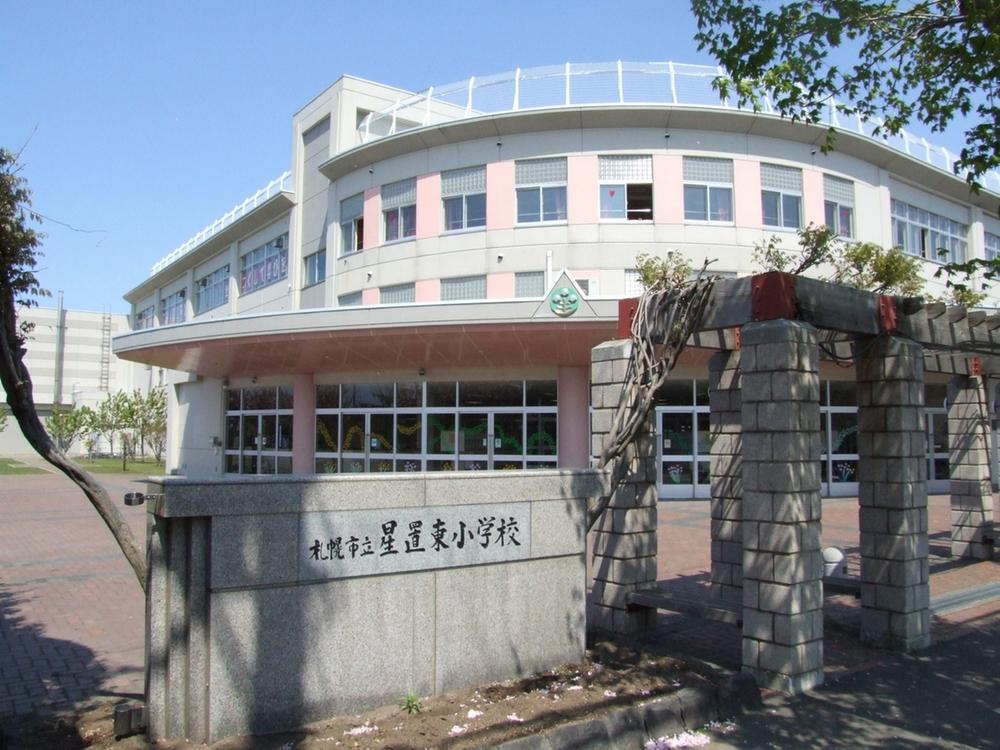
[485,672,761,750]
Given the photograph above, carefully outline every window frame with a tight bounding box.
[515,158,568,225]
[304,249,326,287]
[194,264,229,315]
[890,198,968,263]
[239,233,289,295]
[160,289,186,325]
[134,304,155,330]
[441,166,487,233]
[340,193,365,256]
[598,155,654,222]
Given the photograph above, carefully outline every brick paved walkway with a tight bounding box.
[2,473,998,722]
[0,472,147,719]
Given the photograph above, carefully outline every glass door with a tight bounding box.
[656,407,711,498]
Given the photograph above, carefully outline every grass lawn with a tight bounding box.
[0,457,47,475]
[74,456,167,474]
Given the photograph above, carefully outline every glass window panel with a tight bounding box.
[600,184,626,219]
[316,384,340,409]
[495,459,524,471]
[925,384,947,407]
[526,461,557,469]
[627,183,653,220]
[782,194,801,228]
[697,461,711,485]
[276,457,293,474]
[526,413,557,455]
[242,415,259,449]
[829,381,856,406]
[839,206,853,237]
[660,413,693,455]
[225,454,240,473]
[242,455,258,474]
[443,196,464,230]
[830,413,858,454]
[658,380,693,405]
[343,458,366,473]
[663,461,694,485]
[466,193,486,227]
[683,185,707,221]
[695,379,710,405]
[542,185,567,221]
[428,414,456,453]
[426,459,456,472]
[517,188,541,223]
[825,201,837,229]
[242,387,275,411]
[259,415,276,450]
[831,460,857,483]
[397,458,422,472]
[371,458,394,473]
[697,413,712,455]
[459,381,522,407]
[427,382,456,406]
[709,187,732,221]
[526,380,557,406]
[934,458,950,479]
[459,459,488,471]
[515,271,545,298]
[341,414,366,451]
[384,210,400,241]
[277,415,293,451]
[343,383,394,408]
[820,460,829,484]
[316,458,339,474]
[370,414,394,453]
[396,414,422,453]
[278,385,294,410]
[316,414,339,452]
[225,416,240,450]
[494,413,524,455]
[401,204,417,237]
[762,191,781,226]
[932,414,948,452]
[458,414,488,454]
[259,455,276,474]
[396,382,422,407]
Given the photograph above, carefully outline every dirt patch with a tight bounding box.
[1,642,721,749]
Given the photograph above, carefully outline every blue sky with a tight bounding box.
[2,1,976,313]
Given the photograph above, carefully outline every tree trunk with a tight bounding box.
[1,300,147,592]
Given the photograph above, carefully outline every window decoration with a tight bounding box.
[240,233,288,294]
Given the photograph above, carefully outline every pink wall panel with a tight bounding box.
[567,154,599,224]
[557,366,591,469]
[415,278,441,302]
[416,172,441,239]
[733,159,762,228]
[486,161,515,230]
[653,154,684,224]
[803,169,825,227]
[292,373,316,474]
[486,272,516,299]
[362,187,381,249]
[361,288,379,305]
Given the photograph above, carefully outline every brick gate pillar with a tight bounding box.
[857,335,931,651]
[947,375,995,559]
[739,320,824,693]
[709,349,743,603]
[589,340,658,634]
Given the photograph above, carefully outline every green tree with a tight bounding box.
[0,147,146,591]
[88,390,130,459]
[45,405,90,453]
[692,0,1000,188]
[139,387,167,463]
[0,406,7,432]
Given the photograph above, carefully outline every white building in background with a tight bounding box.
[0,299,155,456]
[112,62,1000,497]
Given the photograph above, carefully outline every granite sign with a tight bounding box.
[300,502,532,580]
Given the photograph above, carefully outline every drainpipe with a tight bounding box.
[53,291,66,406]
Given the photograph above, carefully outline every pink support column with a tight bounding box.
[415,279,440,302]
[733,159,762,228]
[557,366,590,468]
[652,154,683,224]
[362,187,381,249]
[361,288,379,305]
[292,373,316,475]
[802,169,825,227]
[567,155,599,225]
[487,161,515,230]
[416,173,441,239]
[486,273,515,299]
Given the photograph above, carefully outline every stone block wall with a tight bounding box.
[589,340,658,634]
[709,349,743,603]
[947,375,995,559]
[739,320,824,694]
[856,335,931,651]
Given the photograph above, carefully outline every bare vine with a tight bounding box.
[587,261,717,531]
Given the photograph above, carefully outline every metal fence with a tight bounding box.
[357,61,1000,194]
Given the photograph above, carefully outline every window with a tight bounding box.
[576,279,595,296]
[304,250,326,287]
[683,157,733,222]
[761,164,803,229]
[442,166,486,231]
[441,275,486,301]
[624,269,644,297]
[224,385,294,475]
[987,232,1000,262]
[240,234,288,294]
[134,305,155,330]
[340,193,364,254]
[823,175,855,238]
[195,265,229,314]
[599,155,653,220]
[380,282,415,304]
[891,199,968,262]
[338,291,363,307]
[160,289,186,325]
[516,158,567,223]
[314,380,558,474]
[382,178,417,242]
[515,271,545,298]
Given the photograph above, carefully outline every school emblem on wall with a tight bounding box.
[548,287,579,317]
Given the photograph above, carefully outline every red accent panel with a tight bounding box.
[618,298,639,339]
[878,295,899,333]
[733,327,741,349]
[751,272,797,321]
[970,357,982,376]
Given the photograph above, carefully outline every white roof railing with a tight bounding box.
[149,170,292,276]
[356,61,1000,194]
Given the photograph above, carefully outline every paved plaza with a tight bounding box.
[1,469,999,729]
